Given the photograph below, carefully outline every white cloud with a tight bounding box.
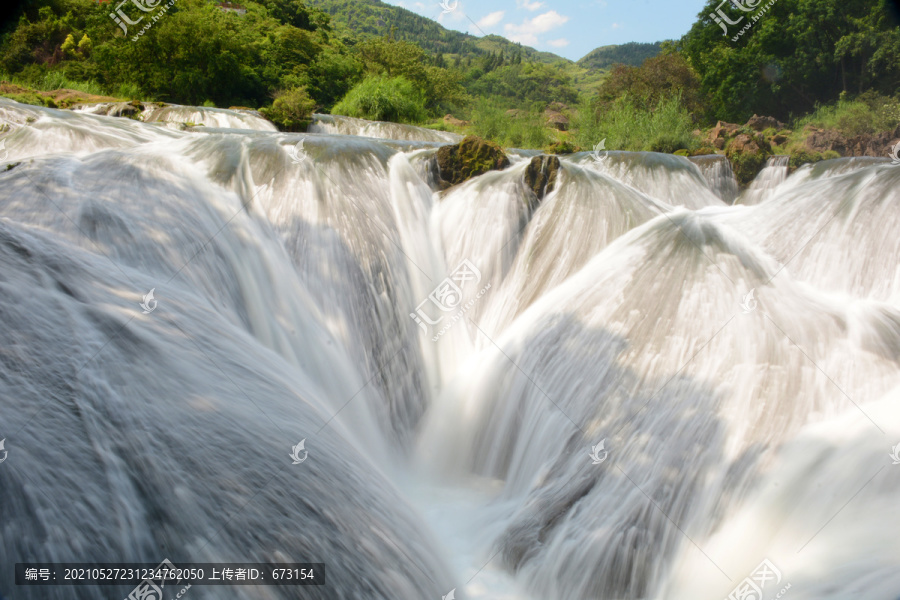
[414,2,425,10]
[547,38,569,47]
[516,0,544,10]
[611,22,622,29]
[477,10,505,28]
[503,10,569,45]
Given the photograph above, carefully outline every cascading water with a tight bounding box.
[689,154,740,204]
[1,97,899,600]
[736,155,790,205]
[309,113,462,143]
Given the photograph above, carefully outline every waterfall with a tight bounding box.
[309,113,462,143]
[74,101,278,131]
[2,98,899,600]
[737,155,790,205]
[690,154,740,204]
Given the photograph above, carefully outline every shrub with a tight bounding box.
[261,86,317,131]
[77,34,92,57]
[332,74,427,124]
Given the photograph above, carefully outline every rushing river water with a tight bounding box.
[1,99,899,600]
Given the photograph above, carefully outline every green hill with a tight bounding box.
[577,42,662,70]
[306,0,564,64]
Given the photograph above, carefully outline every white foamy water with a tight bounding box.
[2,98,899,600]
[309,113,463,143]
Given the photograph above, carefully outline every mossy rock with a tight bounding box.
[435,135,510,190]
[673,149,691,157]
[726,134,772,185]
[788,149,840,169]
[649,136,690,154]
[691,146,719,156]
[545,140,577,154]
[523,155,560,209]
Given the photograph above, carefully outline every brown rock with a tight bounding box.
[805,129,848,155]
[523,155,560,208]
[545,112,569,131]
[434,135,510,190]
[730,134,760,155]
[443,113,468,127]
[746,114,785,131]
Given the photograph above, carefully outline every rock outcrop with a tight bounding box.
[746,114,785,131]
[523,155,560,209]
[434,135,510,190]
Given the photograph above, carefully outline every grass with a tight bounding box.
[0,69,146,106]
[572,94,697,153]
[795,92,900,137]
[468,100,552,149]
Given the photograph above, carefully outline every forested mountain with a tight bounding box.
[307,0,563,64]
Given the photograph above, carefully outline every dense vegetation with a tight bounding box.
[680,0,900,122]
[1,0,899,160]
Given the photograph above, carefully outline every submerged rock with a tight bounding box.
[524,155,560,208]
[435,135,510,190]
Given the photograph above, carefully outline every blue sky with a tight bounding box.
[384,0,709,61]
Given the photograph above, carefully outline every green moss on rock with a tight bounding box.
[726,133,772,185]
[435,135,510,190]
[545,140,577,155]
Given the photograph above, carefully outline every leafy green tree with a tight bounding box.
[595,52,706,119]
[681,0,900,121]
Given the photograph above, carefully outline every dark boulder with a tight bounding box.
[523,155,560,208]
[434,135,510,190]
